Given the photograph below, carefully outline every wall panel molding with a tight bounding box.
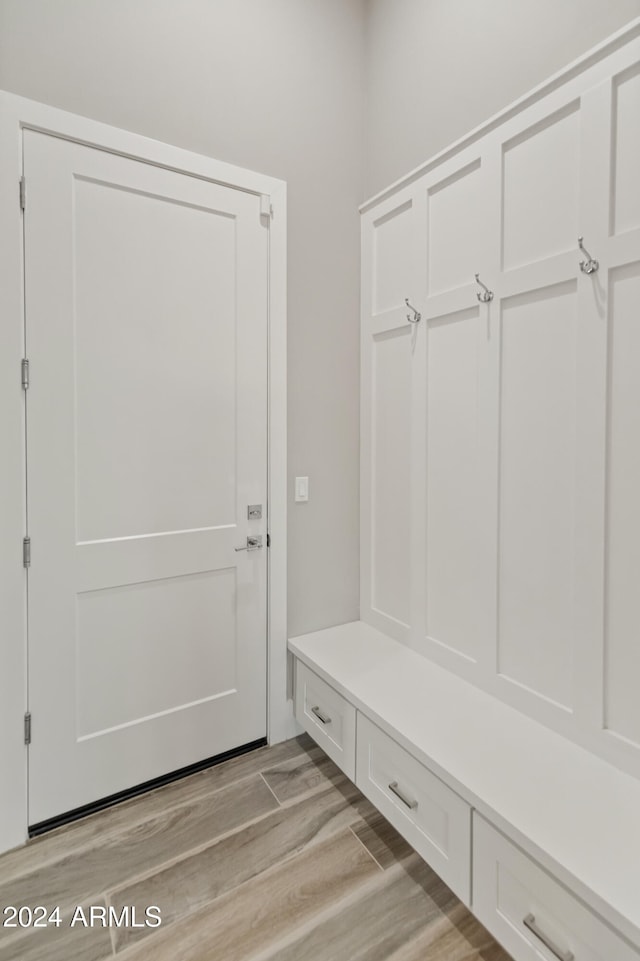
[361,26,640,780]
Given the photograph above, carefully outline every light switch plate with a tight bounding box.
[295,476,309,502]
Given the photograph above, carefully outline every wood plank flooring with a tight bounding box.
[0,735,513,961]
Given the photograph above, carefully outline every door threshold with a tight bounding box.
[28,737,268,838]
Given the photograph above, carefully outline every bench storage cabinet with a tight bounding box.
[472,815,640,961]
[356,714,471,904]
[289,622,640,961]
[293,660,356,780]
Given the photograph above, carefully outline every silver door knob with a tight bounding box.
[235,535,263,552]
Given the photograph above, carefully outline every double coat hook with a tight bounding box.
[578,236,599,274]
[474,274,494,303]
[405,298,421,324]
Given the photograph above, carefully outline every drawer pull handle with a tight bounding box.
[311,706,331,725]
[388,781,418,810]
[523,914,574,961]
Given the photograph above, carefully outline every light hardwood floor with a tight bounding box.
[0,735,513,961]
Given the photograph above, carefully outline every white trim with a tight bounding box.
[0,90,291,853]
[360,16,640,213]
[267,179,298,745]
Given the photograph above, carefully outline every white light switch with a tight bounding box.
[295,476,309,502]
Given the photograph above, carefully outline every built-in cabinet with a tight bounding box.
[356,713,471,905]
[294,660,356,779]
[289,622,640,960]
[294,653,473,910]
[360,30,640,779]
[473,816,640,961]
[290,23,640,961]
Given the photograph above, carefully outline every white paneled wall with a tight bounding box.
[426,306,486,663]
[361,189,427,643]
[498,280,579,710]
[371,327,412,627]
[361,29,640,778]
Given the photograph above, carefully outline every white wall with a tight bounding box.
[364,0,640,198]
[0,0,365,639]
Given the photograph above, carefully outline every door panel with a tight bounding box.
[24,130,268,824]
[73,175,237,540]
[76,569,237,738]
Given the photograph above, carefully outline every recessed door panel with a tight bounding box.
[74,177,237,541]
[76,569,237,738]
[498,281,578,708]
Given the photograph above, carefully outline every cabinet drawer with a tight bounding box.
[473,815,640,961]
[294,661,356,779]
[355,714,471,903]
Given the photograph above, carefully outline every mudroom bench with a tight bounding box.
[288,621,640,961]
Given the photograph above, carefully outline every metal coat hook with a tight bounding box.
[474,274,494,303]
[578,236,599,274]
[405,298,421,324]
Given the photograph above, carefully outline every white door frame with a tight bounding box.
[0,90,293,854]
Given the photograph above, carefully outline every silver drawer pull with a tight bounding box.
[311,706,331,725]
[523,914,574,961]
[388,781,418,810]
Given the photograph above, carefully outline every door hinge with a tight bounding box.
[24,712,32,745]
[21,358,30,390]
[260,194,272,220]
[266,533,271,548]
[23,536,31,568]
[19,176,26,211]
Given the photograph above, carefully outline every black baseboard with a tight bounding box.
[29,737,268,838]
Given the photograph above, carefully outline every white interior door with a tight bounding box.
[23,129,269,826]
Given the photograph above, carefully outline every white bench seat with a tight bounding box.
[289,620,640,956]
